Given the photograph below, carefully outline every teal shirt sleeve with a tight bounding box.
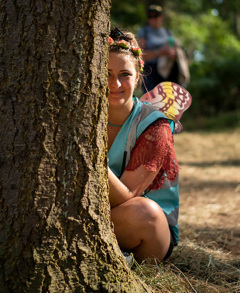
[169,120,175,134]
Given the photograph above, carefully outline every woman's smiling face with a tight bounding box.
[108,52,139,108]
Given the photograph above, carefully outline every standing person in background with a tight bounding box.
[138,5,190,92]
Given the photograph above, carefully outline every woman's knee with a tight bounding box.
[111,197,167,231]
[134,197,164,222]
[111,197,170,256]
[118,197,164,227]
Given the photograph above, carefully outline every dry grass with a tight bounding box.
[134,129,240,292]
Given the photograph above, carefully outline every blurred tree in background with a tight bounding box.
[111,0,240,130]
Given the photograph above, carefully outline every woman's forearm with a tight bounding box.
[143,47,177,61]
[108,167,134,208]
[142,49,159,61]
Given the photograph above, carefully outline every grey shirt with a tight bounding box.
[138,26,170,63]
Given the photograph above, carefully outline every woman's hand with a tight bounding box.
[158,46,177,59]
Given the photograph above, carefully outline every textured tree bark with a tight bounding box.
[0,0,149,292]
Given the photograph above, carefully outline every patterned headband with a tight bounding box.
[109,28,144,72]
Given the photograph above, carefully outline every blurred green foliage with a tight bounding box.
[110,1,146,31]
[110,0,240,130]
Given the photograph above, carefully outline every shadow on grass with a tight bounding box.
[166,223,240,292]
[180,223,240,254]
[179,178,240,194]
[170,241,240,291]
[178,159,240,167]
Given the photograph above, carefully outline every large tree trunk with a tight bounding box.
[0,0,149,292]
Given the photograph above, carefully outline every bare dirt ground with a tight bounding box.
[174,129,240,259]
